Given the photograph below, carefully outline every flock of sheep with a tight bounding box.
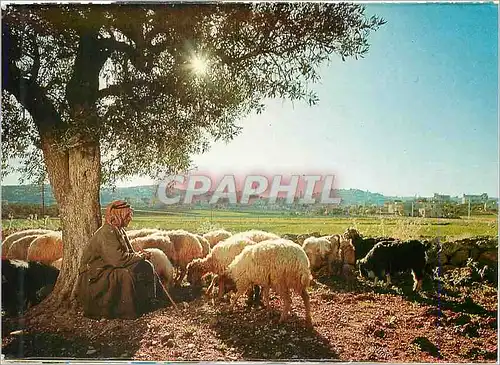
[1,227,357,326]
[2,229,64,268]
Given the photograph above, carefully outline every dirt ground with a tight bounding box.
[2,272,497,362]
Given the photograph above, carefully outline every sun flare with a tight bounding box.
[189,54,209,76]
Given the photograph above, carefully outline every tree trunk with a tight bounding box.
[33,134,101,313]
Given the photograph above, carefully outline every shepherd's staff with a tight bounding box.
[141,250,179,311]
[153,269,179,311]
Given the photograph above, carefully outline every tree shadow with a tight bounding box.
[209,305,339,360]
[169,284,202,303]
[403,288,497,319]
[314,273,496,319]
[1,310,148,359]
[2,331,112,359]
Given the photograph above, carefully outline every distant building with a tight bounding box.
[433,193,451,203]
[462,193,488,204]
[384,198,446,218]
[418,202,443,218]
[385,200,414,216]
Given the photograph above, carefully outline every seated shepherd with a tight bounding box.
[77,200,165,319]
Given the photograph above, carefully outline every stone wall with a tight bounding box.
[427,236,498,285]
[428,236,498,268]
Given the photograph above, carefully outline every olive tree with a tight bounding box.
[2,3,384,309]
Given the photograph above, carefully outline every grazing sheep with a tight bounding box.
[2,229,53,257]
[186,237,256,299]
[157,229,204,285]
[130,235,173,258]
[302,235,340,275]
[343,227,396,261]
[339,238,356,280]
[357,239,429,292]
[143,248,174,290]
[6,235,40,260]
[203,229,233,248]
[220,238,312,326]
[126,228,163,240]
[324,234,342,272]
[27,231,63,264]
[230,229,280,243]
[51,258,63,270]
[195,234,211,258]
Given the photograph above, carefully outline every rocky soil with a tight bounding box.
[2,271,497,362]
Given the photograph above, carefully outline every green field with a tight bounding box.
[3,209,498,241]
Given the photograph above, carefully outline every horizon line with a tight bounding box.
[1,183,496,199]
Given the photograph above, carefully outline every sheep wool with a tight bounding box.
[161,229,204,285]
[144,248,174,289]
[224,238,312,326]
[195,234,211,258]
[230,229,280,243]
[6,235,41,260]
[202,229,233,248]
[302,236,337,273]
[131,235,174,260]
[27,231,64,264]
[186,237,256,293]
[2,229,54,257]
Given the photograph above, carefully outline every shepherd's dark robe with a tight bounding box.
[77,223,158,319]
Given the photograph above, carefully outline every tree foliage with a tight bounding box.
[2,3,385,185]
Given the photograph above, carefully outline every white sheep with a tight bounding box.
[154,229,204,285]
[130,235,173,259]
[230,229,280,243]
[2,229,54,257]
[186,236,256,299]
[202,229,233,248]
[302,234,340,275]
[6,235,41,260]
[143,248,174,289]
[27,231,63,264]
[220,238,312,327]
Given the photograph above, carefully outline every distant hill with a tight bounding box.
[1,185,158,207]
[336,188,387,206]
[1,184,404,207]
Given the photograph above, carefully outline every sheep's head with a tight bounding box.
[344,227,361,241]
[219,272,236,295]
[186,259,204,287]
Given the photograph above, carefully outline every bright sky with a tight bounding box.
[3,3,498,198]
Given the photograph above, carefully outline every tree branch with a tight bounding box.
[3,59,65,136]
[100,37,137,59]
[97,83,127,99]
[29,33,40,84]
